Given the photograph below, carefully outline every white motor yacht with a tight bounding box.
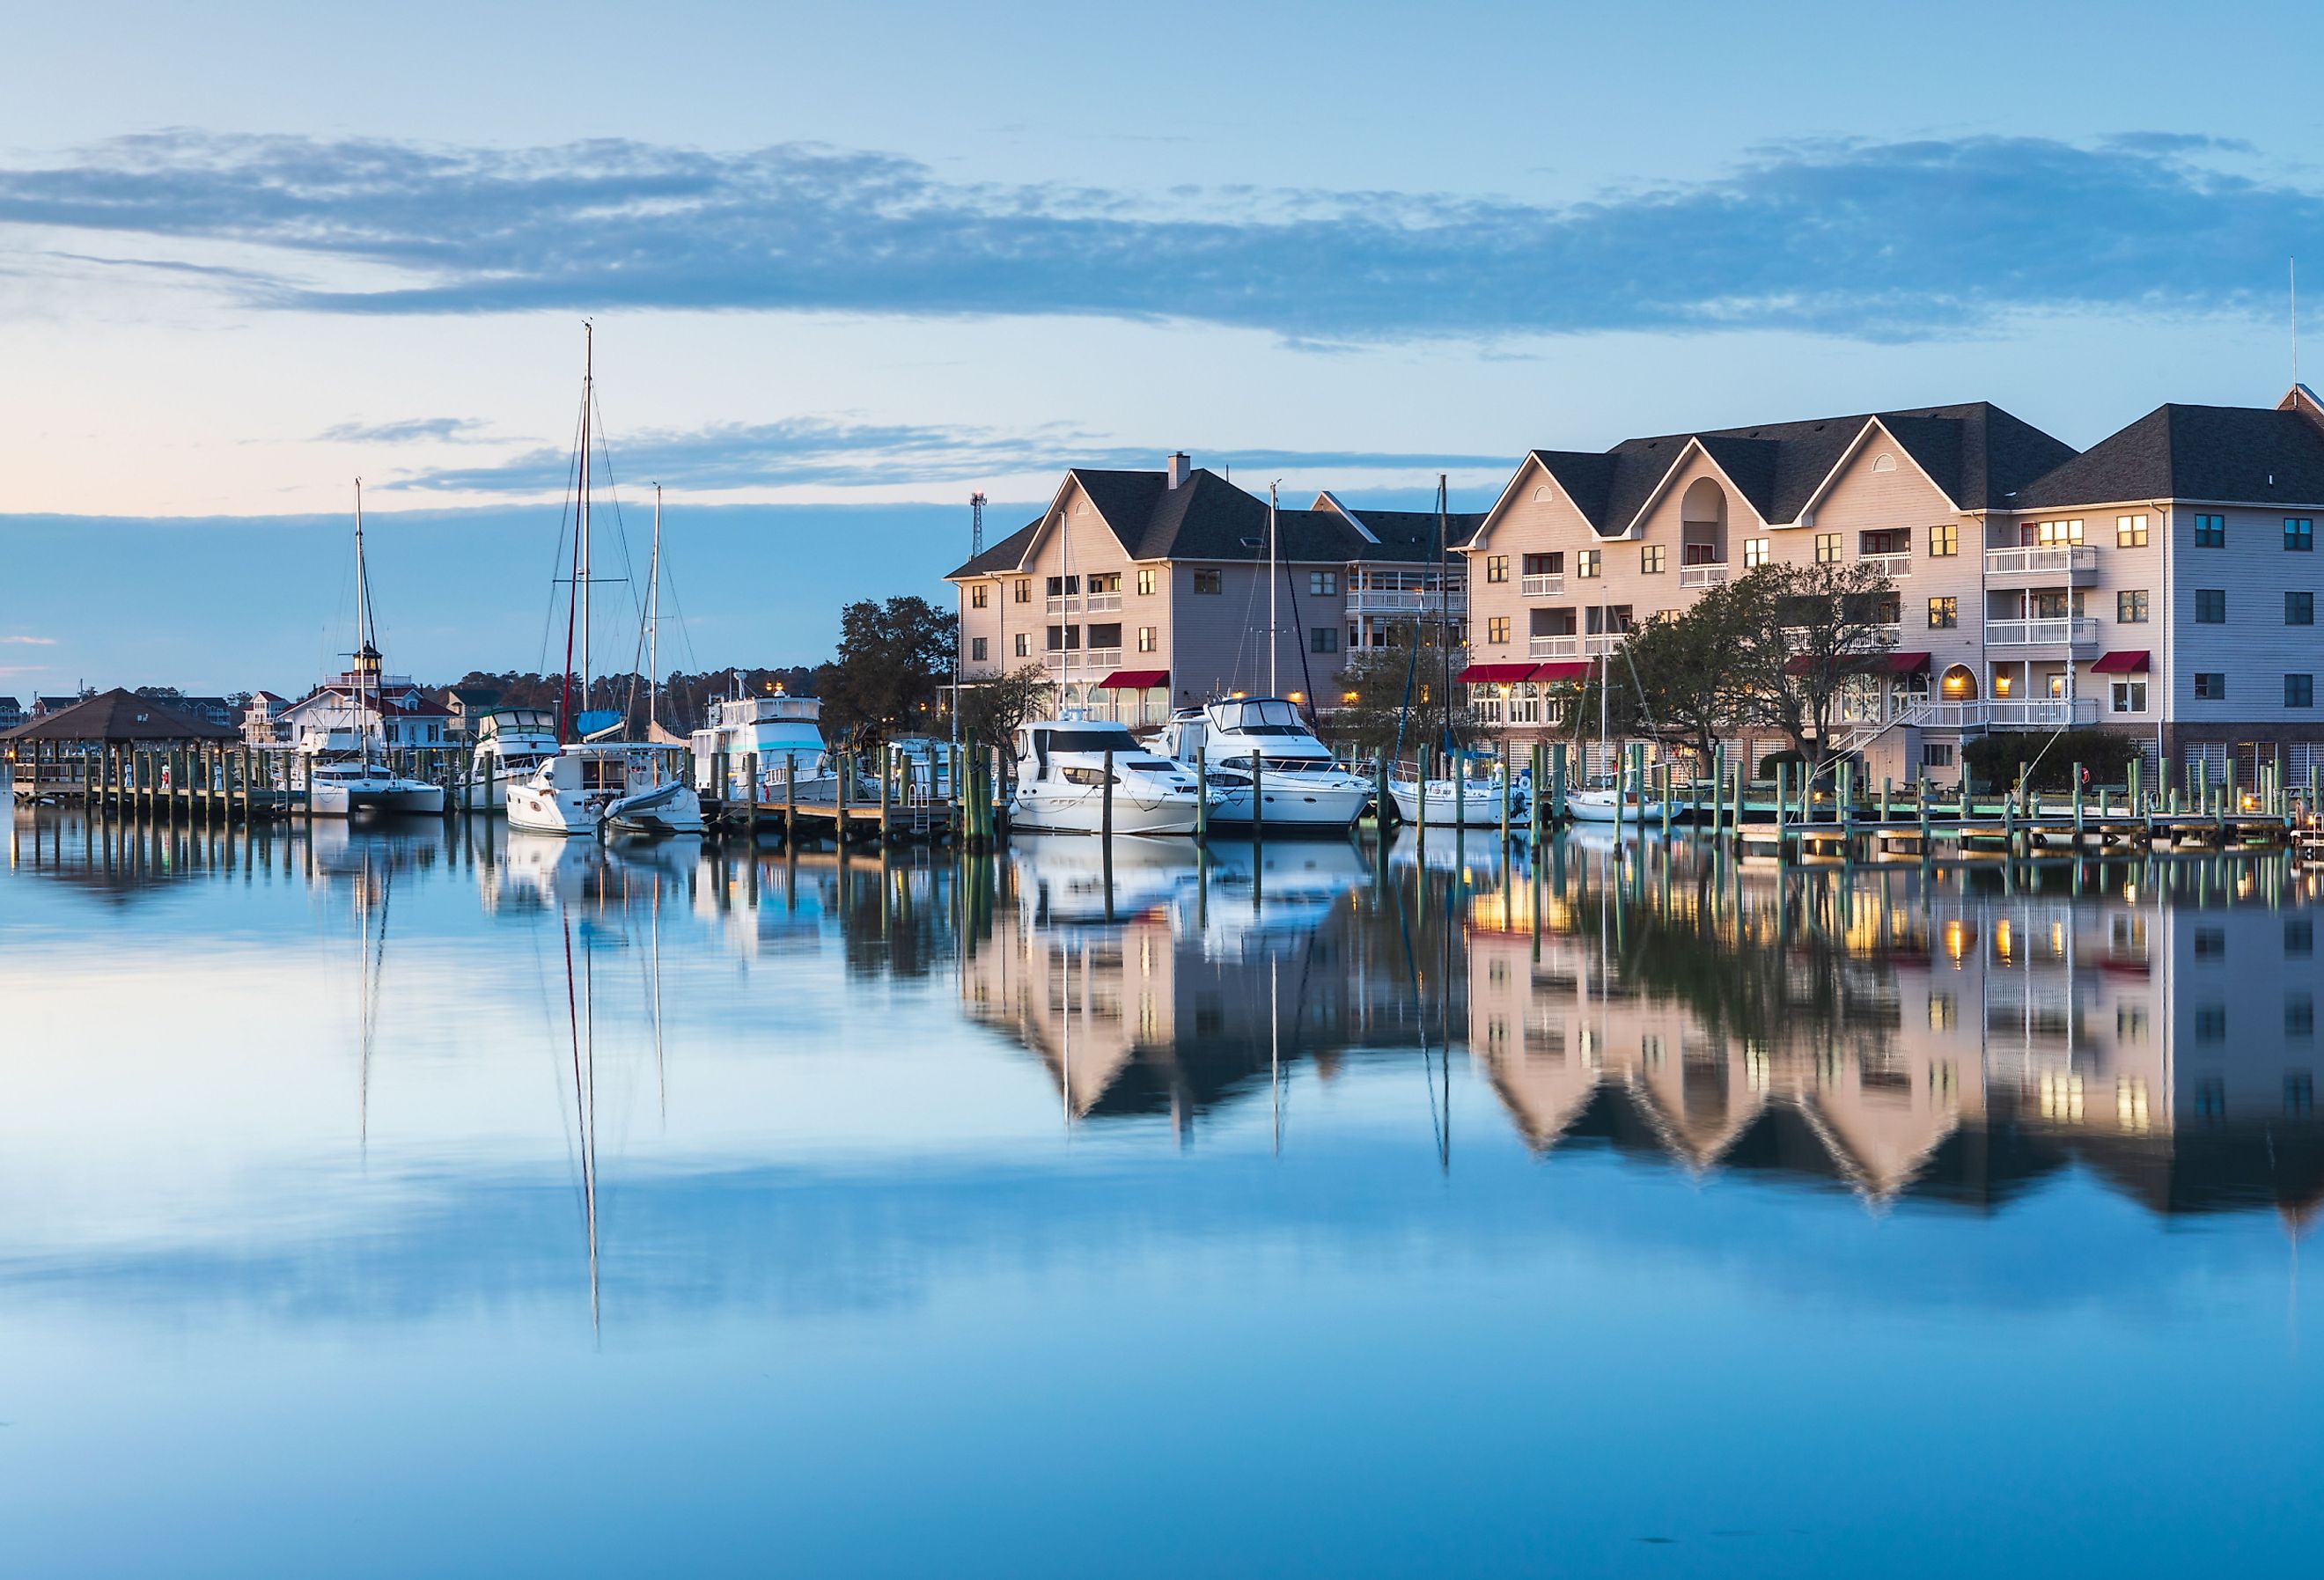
[690,691,840,806]
[1157,697,1373,831]
[508,744,705,838]
[1010,717,1210,835]
[469,708,561,808]
[306,755,445,819]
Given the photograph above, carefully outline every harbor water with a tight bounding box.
[4,810,2323,1576]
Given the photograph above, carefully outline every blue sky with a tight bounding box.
[4,0,2322,690]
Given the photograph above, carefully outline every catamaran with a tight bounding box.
[304,482,445,819]
[508,332,704,839]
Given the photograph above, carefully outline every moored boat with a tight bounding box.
[1010,716,1210,834]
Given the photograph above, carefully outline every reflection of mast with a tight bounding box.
[561,913,599,1334]
[357,854,393,1151]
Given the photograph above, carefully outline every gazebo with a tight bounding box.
[4,688,235,802]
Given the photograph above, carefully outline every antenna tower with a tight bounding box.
[971,490,987,557]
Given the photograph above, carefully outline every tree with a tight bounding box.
[1328,621,1474,760]
[1730,562,1898,769]
[956,664,1055,749]
[1575,580,1762,765]
[814,596,957,743]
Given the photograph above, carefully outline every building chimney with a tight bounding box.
[1166,452,1191,489]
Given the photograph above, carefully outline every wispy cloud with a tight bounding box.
[392,415,1507,496]
[1,130,2314,342]
[1,635,57,645]
[316,416,493,445]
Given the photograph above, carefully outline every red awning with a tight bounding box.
[1457,663,1539,684]
[1096,669,1169,689]
[1784,650,1924,677]
[1532,661,1592,682]
[2091,650,2150,674]
[1881,650,1931,674]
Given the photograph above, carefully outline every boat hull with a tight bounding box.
[1566,791,1665,825]
[310,782,445,819]
[1388,781,1515,827]
[1202,779,1370,831]
[1010,788,1204,835]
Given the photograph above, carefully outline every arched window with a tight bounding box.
[1939,664,1978,702]
[1679,477,1727,567]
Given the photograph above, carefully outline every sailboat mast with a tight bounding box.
[1437,474,1451,757]
[648,482,662,736]
[1268,482,1280,696]
[578,322,593,723]
[354,478,372,771]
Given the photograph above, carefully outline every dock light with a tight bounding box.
[1230,690,1247,700]
[1287,691,1305,704]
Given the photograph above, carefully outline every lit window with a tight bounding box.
[2034,518,2084,545]
[1486,617,1510,644]
[1136,569,1156,596]
[1815,533,1840,563]
[2194,514,2225,547]
[1578,550,1600,577]
[1641,545,1666,574]
[1744,538,1771,567]
[1928,523,1958,557]
[2116,514,2148,547]
[1485,555,1510,584]
[1927,597,1957,628]
[1136,627,1157,652]
[2117,589,2149,623]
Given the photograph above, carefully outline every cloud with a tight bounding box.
[1,635,57,644]
[1,129,2316,342]
[315,416,492,445]
[390,415,1509,496]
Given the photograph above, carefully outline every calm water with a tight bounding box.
[5,811,2323,1577]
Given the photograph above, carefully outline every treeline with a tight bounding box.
[438,668,820,736]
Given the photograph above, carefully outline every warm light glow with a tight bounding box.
[1229,690,1246,700]
[1287,691,1305,704]
[1993,918,2013,962]
[1992,672,2012,697]
[1342,690,1359,706]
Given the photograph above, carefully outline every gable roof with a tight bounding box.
[2010,401,2324,510]
[0,687,234,743]
[1488,401,2076,543]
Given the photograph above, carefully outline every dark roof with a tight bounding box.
[2011,402,2324,510]
[946,468,1452,577]
[1318,501,1489,560]
[0,687,234,743]
[1522,401,2077,537]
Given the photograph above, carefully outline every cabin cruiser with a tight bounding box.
[305,753,445,819]
[508,743,706,837]
[691,693,839,805]
[1010,716,1209,834]
[1156,697,1373,831]
[469,708,561,808]
[1386,753,1521,827]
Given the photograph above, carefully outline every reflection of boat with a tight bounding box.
[1010,716,1210,834]
[1011,832,1191,923]
[1157,698,1372,830]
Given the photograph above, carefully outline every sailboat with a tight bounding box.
[508,329,705,839]
[306,481,445,819]
[1565,636,1662,824]
[1385,474,1521,828]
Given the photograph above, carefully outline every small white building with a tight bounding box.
[276,648,452,754]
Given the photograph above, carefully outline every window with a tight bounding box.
[1523,553,1563,575]
[2195,1077,2226,1121]
[2117,589,2149,623]
[1926,596,1957,628]
[2034,518,2084,545]
[1860,528,1910,556]
[2195,589,2225,623]
[1192,570,1222,594]
[1312,627,1339,654]
[2290,518,2316,551]
[970,636,988,662]
[1485,555,1510,584]
[1136,626,1157,652]
[1087,572,1119,594]
[1013,633,1030,658]
[2290,673,2316,709]
[1641,545,1666,574]
[2288,919,2314,958]
[2111,680,2147,714]
[1136,569,1156,596]
[970,584,989,609]
[1046,574,1077,596]
[2291,996,2317,1039]
[2289,592,2315,626]
[1309,570,1338,597]
[1085,621,1121,650]
[2290,1072,2315,1117]
[2193,672,2226,700]
[1013,577,1032,603]
[2116,513,2148,547]
[1815,533,1841,563]
[2195,1006,2226,1042]
[2195,925,2226,960]
[1577,549,1600,577]
[1922,741,1955,768]
[1929,523,1958,557]
[1744,537,1771,567]
[2194,513,2225,547]
[1485,617,1509,644]
[1045,625,1077,650]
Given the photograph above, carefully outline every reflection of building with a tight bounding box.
[1467,847,2324,1215]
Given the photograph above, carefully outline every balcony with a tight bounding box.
[1985,546,2099,583]
[1583,632,1629,657]
[1347,587,1467,617]
[1043,649,1120,672]
[1083,592,1122,614]
[1520,573,1566,598]
[1528,635,1579,659]
[1906,699,2101,731]
[1857,552,1912,578]
[1045,595,1077,614]
[1987,616,2100,649]
[1678,562,1729,589]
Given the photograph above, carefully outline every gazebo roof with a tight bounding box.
[0,688,236,744]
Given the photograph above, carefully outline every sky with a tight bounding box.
[4,0,2322,692]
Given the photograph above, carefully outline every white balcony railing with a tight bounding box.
[1084,647,1122,668]
[1904,699,2101,731]
[1985,546,2099,577]
[1678,562,1730,589]
[1045,595,1077,614]
[1583,632,1629,657]
[1083,592,1122,614]
[1987,616,2100,647]
[1520,573,1566,597]
[1857,552,1912,578]
[1347,588,1467,616]
[1528,636,1579,659]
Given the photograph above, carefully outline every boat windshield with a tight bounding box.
[1210,698,1311,737]
[1040,726,1142,755]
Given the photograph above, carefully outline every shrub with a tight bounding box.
[1962,729,2141,792]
